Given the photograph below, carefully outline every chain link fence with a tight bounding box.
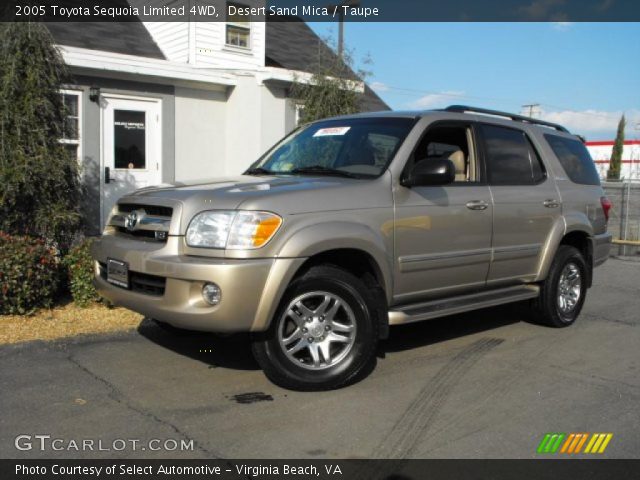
[602,181,640,257]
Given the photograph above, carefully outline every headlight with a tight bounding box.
[186,210,282,249]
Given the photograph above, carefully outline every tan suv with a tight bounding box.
[92,106,612,390]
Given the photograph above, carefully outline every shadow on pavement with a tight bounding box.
[383,302,527,354]
[137,302,529,371]
[137,318,260,370]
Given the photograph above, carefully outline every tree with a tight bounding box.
[0,22,81,249]
[607,114,626,181]
[291,37,371,123]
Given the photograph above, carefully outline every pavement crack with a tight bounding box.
[67,355,219,458]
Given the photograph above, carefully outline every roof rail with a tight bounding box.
[444,105,570,133]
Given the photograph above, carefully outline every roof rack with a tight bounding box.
[444,105,570,133]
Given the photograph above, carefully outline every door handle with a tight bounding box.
[543,199,560,208]
[466,200,489,211]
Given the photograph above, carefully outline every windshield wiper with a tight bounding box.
[290,165,359,178]
[244,167,274,176]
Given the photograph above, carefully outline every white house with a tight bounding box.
[47,13,388,233]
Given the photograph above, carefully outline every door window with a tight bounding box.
[412,125,477,182]
[114,110,146,170]
[481,124,546,185]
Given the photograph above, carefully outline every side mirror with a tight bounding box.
[402,158,455,187]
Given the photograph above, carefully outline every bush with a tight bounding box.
[0,232,60,315]
[0,23,82,251]
[64,238,101,307]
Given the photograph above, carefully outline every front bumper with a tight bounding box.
[91,235,305,332]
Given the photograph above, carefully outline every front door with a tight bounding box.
[394,122,493,304]
[101,96,162,226]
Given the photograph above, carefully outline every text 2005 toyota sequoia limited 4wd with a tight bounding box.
[92,106,612,390]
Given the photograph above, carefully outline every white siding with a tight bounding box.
[144,18,265,69]
[195,22,265,70]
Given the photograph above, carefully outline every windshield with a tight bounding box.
[247,117,417,178]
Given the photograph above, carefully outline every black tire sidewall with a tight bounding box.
[541,246,588,327]
[254,266,378,390]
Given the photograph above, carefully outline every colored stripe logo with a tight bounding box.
[537,433,613,454]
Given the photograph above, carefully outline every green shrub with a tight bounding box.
[0,232,60,315]
[64,238,101,307]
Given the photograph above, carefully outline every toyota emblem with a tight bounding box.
[125,211,139,231]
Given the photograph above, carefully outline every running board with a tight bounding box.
[388,285,540,325]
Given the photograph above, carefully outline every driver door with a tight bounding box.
[393,122,492,303]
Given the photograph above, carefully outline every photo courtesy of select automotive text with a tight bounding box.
[1,0,639,478]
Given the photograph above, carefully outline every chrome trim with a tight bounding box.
[110,213,171,232]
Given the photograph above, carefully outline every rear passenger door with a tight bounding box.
[479,123,561,284]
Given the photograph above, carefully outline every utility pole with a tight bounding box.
[522,103,540,118]
[328,0,360,59]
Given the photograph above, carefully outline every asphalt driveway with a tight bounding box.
[1,258,638,459]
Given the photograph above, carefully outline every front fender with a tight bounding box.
[277,221,394,299]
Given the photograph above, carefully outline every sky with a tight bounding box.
[309,22,640,141]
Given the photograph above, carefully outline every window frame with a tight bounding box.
[477,122,548,187]
[226,2,251,49]
[402,120,485,186]
[59,89,82,163]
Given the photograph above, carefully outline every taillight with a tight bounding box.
[600,196,612,222]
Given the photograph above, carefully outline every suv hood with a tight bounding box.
[126,174,392,216]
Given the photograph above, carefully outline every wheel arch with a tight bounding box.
[536,218,594,287]
[252,223,393,338]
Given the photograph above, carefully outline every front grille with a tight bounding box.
[115,227,161,241]
[110,203,173,243]
[98,262,166,297]
[118,203,173,217]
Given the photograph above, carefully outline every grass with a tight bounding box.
[0,303,143,345]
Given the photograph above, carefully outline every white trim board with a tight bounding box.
[59,45,237,88]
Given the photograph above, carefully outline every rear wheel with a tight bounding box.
[532,245,588,327]
[252,265,379,391]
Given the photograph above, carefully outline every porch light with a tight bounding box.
[89,86,100,103]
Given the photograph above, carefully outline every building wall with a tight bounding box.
[70,75,175,234]
[144,6,266,70]
[143,22,190,62]
[174,86,227,181]
[587,141,640,181]
[223,76,293,174]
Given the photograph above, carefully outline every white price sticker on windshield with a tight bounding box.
[313,126,351,137]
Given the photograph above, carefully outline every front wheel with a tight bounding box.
[532,245,588,327]
[252,265,379,391]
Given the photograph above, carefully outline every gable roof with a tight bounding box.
[47,15,390,112]
[265,18,389,112]
[46,21,165,60]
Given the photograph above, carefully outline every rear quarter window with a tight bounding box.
[544,134,601,186]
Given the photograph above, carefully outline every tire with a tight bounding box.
[252,265,379,391]
[532,245,588,327]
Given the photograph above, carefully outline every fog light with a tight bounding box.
[202,283,221,305]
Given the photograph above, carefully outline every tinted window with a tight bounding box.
[544,134,601,186]
[481,124,546,185]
